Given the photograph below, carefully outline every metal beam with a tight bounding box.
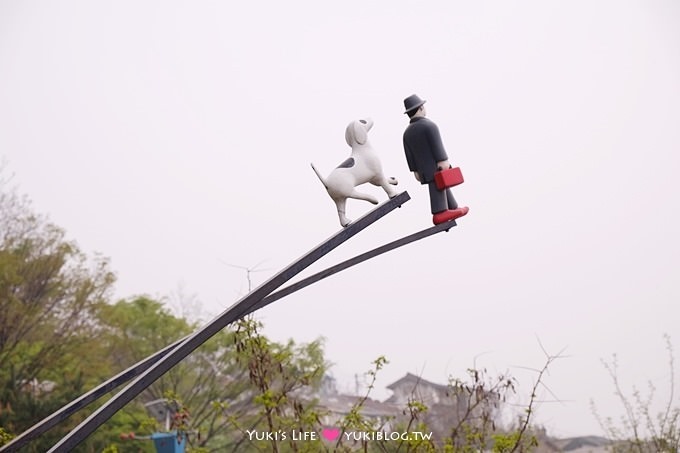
[249,218,458,312]
[2,205,460,452]
[46,191,409,452]
[0,342,179,452]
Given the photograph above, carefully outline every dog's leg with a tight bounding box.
[371,176,400,199]
[384,178,400,198]
[348,190,379,205]
[334,198,351,227]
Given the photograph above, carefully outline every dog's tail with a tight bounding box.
[310,163,328,189]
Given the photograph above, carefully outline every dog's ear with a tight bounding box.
[344,123,354,147]
[352,121,367,145]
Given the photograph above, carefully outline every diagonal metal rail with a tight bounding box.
[2,208,461,452]
[46,192,410,452]
[0,342,180,452]
[249,218,458,312]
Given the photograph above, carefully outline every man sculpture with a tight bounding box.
[402,94,469,225]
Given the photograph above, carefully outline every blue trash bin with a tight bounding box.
[151,431,186,453]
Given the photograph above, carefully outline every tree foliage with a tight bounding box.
[325,355,549,453]
[592,334,680,452]
[0,171,115,451]
[211,316,327,452]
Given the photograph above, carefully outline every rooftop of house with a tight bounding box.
[316,394,401,417]
[385,372,449,392]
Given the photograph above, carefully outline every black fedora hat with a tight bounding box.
[403,94,426,114]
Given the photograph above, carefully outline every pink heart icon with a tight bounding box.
[321,427,340,441]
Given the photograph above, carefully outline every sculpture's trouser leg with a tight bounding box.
[428,182,457,214]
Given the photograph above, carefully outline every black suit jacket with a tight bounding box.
[402,117,449,184]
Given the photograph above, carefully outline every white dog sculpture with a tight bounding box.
[311,118,399,227]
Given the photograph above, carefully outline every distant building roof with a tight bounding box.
[555,436,611,451]
[317,394,401,417]
[386,372,448,392]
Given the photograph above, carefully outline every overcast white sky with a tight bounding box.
[2,0,680,438]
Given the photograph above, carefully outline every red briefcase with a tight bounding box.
[434,166,464,190]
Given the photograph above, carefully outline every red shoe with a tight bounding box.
[432,206,469,225]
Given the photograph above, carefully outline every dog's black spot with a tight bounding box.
[336,157,355,169]
[359,119,367,124]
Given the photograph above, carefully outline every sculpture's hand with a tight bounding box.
[436,160,451,171]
